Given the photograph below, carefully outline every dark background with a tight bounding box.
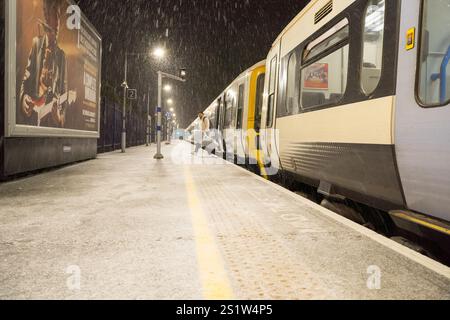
[76,0,308,127]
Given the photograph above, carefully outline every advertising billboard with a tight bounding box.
[5,0,102,138]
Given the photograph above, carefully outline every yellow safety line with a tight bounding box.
[392,212,450,236]
[183,167,234,300]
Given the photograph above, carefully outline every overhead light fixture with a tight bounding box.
[153,47,166,59]
[179,68,187,80]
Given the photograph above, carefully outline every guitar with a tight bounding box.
[32,91,77,127]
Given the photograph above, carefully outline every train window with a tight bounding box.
[236,84,245,129]
[223,91,236,129]
[217,98,224,129]
[286,52,300,115]
[300,18,350,110]
[417,0,450,106]
[303,19,349,63]
[300,44,349,110]
[361,0,385,95]
[209,107,217,129]
[255,74,265,132]
[267,56,277,128]
[269,57,277,93]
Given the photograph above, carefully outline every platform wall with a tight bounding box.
[1,1,100,180]
[3,137,97,177]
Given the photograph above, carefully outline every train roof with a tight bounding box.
[272,0,355,48]
[187,60,266,127]
[272,0,319,46]
[207,60,266,109]
[222,60,266,95]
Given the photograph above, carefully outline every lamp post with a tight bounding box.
[122,47,166,153]
[146,85,151,147]
[166,116,172,145]
[155,72,163,159]
[172,120,177,140]
[154,70,187,160]
[121,52,129,153]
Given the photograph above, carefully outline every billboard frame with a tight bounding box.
[4,0,102,139]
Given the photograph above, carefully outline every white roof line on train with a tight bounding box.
[272,0,322,48]
[232,60,266,86]
[208,60,266,108]
[188,60,266,124]
[247,60,266,72]
[231,165,450,280]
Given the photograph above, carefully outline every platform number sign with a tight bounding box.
[127,89,138,100]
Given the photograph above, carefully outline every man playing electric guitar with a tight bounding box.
[19,0,69,128]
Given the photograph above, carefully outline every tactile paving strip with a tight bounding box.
[188,162,450,300]
[193,169,334,300]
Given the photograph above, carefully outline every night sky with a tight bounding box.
[76,0,309,127]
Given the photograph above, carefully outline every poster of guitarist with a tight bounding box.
[16,0,100,134]
[19,0,71,128]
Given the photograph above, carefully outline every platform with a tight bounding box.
[0,142,449,300]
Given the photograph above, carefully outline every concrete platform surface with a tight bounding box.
[0,142,449,300]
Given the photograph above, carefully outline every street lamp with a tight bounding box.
[167,98,173,105]
[146,85,152,147]
[122,49,166,153]
[164,84,172,92]
[121,80,129,153]
[152,47,166,59]
[170,107,174,113]
[154,69,187,160]
[180,68,187,80]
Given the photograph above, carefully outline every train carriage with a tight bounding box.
[191,61,266,166]
[187,0,450,260]
[258,0,450,250]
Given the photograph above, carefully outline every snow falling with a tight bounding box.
[75,0,308,126]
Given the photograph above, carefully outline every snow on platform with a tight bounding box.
[0,142,449,299]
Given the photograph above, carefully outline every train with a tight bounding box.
[187,0,450,262]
